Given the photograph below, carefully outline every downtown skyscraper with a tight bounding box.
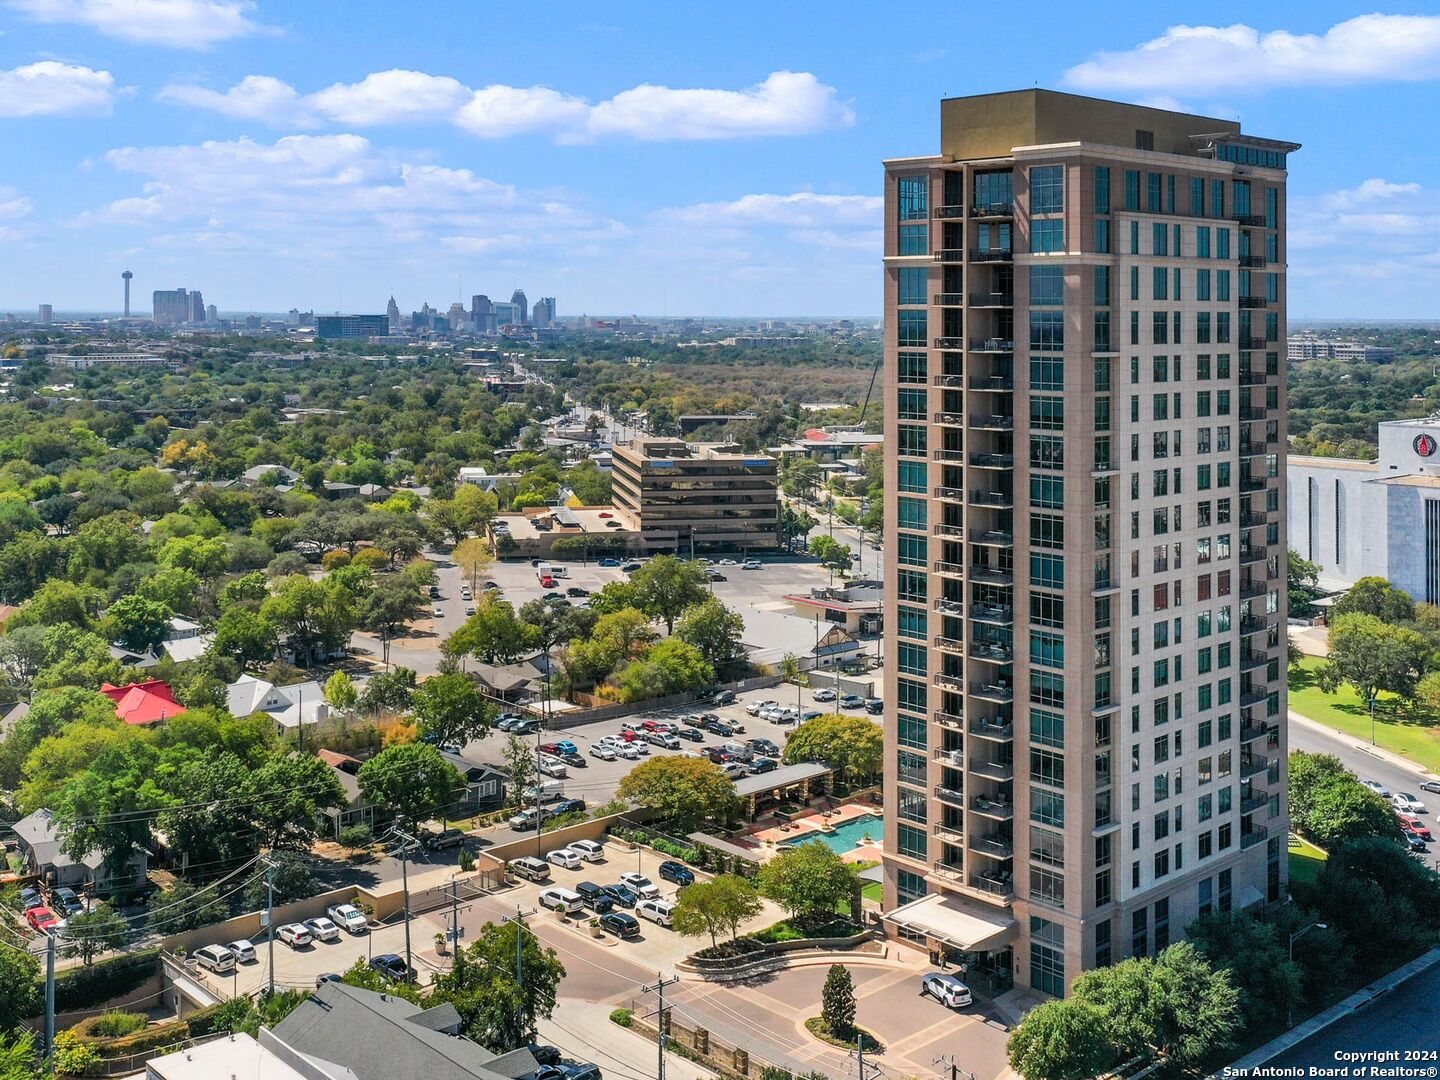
[879,90,1297,997]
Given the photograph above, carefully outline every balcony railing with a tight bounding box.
[969,293,1014,308]
[1240,579,1268,599]
[1238,295,1268,309]
[1241,335,1268,350]
[969,642,1014,663]
[934,710,965,730]
[932,412,965,427]
[969,565,1014,585]
[934,635,965,653]
[971,602,1014,625]
[934,672,965,691]
[1239,511,1271,529]
[934,597,964,615]
[970,718,1014,741]
[934,745,965,766]
[968,376,1014,391]
[1240,253,1267,268]
[1239,544,1268,563]
[933,560,965,578]
[971,201,1015,218]
[1238,370,1269,386]
[976,530,1014,547]
[969,489,1013,507]
[931,373,964,389]
[969,248,1013,262]
[1239,441,1270,457]
[932,859,966,881]
[1240,648,1272,671]
[933,822,965,844]
[1240,687,1269,708]
[971,871,1014,897]
[932,205,965,219]
[972,682,1014,703]
[1241,792,1268,814]
[1240,476,1269,494]
[932,522,965,538]
[934,785,966,807]
[971,338,1015,352]
[970,452,1015,468]
[971,834,1014,857]
[970,414,1014,430]
[933,292,964,306]
[971,759,1014,781]
[1240,722,1271,744]
[934,337,966,350]
[1241,824,1269,849]
[1233,212,1267,227]
[1239,615,1270,635]
[934,248,966,262]
[970,797,1015,821]
[933,486,965,502]
[932,448,965,463]
[1240,754,1270,779]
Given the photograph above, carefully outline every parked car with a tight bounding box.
[749,738,781,756]
[707,572,727,582]
[25,906,58,933]
[601,883,638,908]
[552,799,587,816]
[1392,792,1427,814]
[528,1044,563,1068]
[1401,828,1429,852]
[615,741,641,760]
[303,917,341,943]
[568,840,605,862]
[1422,780,1440,795]
[424,828,467,850]
[599,911,641,938]
[598,558,621,567]
[839,694,865,708]
[193,944,235,974]
[759,705,784,721]
[508,856,552,883]
[278,923,312,948]
[657,861,695,887]
[711,690,737,705]
[539,742,565,756]
[432,607,444,618]
[811,689,837,702]
[621,562,643,573]
[536,756,568,779]
[619,872,660,899]
[921,973,973,1008]
[746,700,775,716]
[749,757,778,774]
[548,848,583,870]
[538,888,585,914]
[537,1063,602,1080]
[511,718,541,736]
[315,972,343,989]
[864,698,884,715]
[801,708,825,721]
[706,748,734,764]
[717,559,737,566]
[703,718,737,737]
[50,887,82,917]
[566,586,590,597]
[721,762,749,780]
[18,887,42,910]
[465,606,476,615]
[646,732,681,750]
[496,714,525,732]
[1362,779,1391,799]
[327,904,369,934]
[227,940,257,963]
[1397,814,1433,840]
[637,899,675,927]
[509,808,544,830]
[742,560,762,570]
[370,953,413,982]
[589,743,617,761]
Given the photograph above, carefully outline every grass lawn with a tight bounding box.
[861,880,883,902]
[1288,834,1327,888]
[1289,656,1440,774]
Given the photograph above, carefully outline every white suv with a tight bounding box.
[637,899,675,927]
[921,973,972,1008]
[327,904,369,934]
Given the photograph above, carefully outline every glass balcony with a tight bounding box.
[969,293,1014,308]
[970,201,1015,219]
[934,248,965,262]
[970,602,1014,626]
[969,717,1014,741]
[970,759,1014,781]
[969,565,1014,586]
[970,414,1014,430]
[971,834,1014,858]
[971,681,1014,703]
[934,785,967,808]
[970,870,1014,897]
[1241,824,1269,849]
[970,795,1015,821]
[969,248,1013,263]
[970,338,1015,353]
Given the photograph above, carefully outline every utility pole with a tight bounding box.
[43,932,55,1074]
[391,829,417,976]
[442,876,472,961]
[935,1056,975,1080]
[642,972,680,1080]
[263,858,276,998]
[502,906,536,990]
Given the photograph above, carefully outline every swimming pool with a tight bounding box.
[780,814,883,854]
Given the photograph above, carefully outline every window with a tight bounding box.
[1030,918,1065,997]
[1033,219,1064,253]
[1095,166,1111,213]
[974,170,1013,212]
[1095,217,1111,253]
[1031,867,1065,907]
[1153,267,1168,301]
[1031,709,1064,748]
[896,824,926,860]
[1153,222,1168,256]
[1030,432,1064,468]
[897,224,927,256]
[897,606,927,641]
[1095,265,1111,307]
[1153,312,1169,345]
[897,870,926,905]
[897,310,926,347]
[897,425,926,458]
[1031,311,1065,351]
[898,175,928,221]
[1031,475,1064,508]
[1031,788,1065,827]
[1031,631,1065,669]
[896,569,927,602]
[897,534,926,568]
[897,267,928,306]
[897,716,926,749]
[897,641,927,676]
[1125,169,1140,211]
[1146,172,1162,213]
[896,460,926,493]
[1030,165,1064,214]
[1031,395,1065,430]
[1031,552,1065,589]
[1190,177,1205,216]
[1211,179,1225,219]
[896,388,927,420]
[897,351,927,384]
[1030,265,1064,305]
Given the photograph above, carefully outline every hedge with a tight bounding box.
[74,1016,188,1058]
[72,1012,146,1040]
[53,949,161,1013]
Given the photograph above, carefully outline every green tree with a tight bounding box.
[782,713,883,784]
[151,880,229,933]
[220,571,270,608]
[359,574,427,665]
[159,754,260,870]
[103,594,174,654]
[412,672,495,747]
[249,753,346,850]
[1007,1000,1117,1080]
[808,534,853,575]
[324,670,358,711]
[447,596,537,665]
[0,1029,36,1080]
[260,575,356,666]
[431,919,565,1050]
[1311,835,1440,961]
[61,904,129,964]
[452,537,494,591]
[358,742,464,830]
[1287,549,1323,616]
[1306,776,1401,847]
[615,639,714,702]
[1287,751,1352,835]
[1315,612,1430,705]
[671,874,762,948]
[1331,575,1415,623]
[210,606,278,667]
[360,666,416,713]
[51,740,164,893]
[629,554,709,632]
[503,734,535,808]
[820,964,855,1040]
[241,851,315,912]
[9,578,104,632]
[1185,910,1304,1033]
[756,841,859,921]
[615,756,737,832]
[675,597,745,670]
[0,943,39,1032]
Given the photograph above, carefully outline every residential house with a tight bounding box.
[439,751,506,814]
[239,464,299,488]
[13,808,147,894]
[100,679,185,726]
[227,674,329,732]
[316,749,391,839]
[737,606,863,672]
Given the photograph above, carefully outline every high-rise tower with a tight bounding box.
[879,89,1297,998]
[122,270,133,318]
[510,289,529,326]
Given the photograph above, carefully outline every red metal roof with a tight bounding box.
[100,679,185,726]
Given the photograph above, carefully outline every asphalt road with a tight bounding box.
[1268,957,1440,1066]
[1288,710,1440,806]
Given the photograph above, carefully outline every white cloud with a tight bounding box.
[585,71,854,140]
[0,60,114,116]
[1063,14,1440,94]
[155,74,303,122]
[0,186,32,218]
[6,0,265,48]
[1319,178,1422,211]
[159,68,854,141]
[662,191,881,228]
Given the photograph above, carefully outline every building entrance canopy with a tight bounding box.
[887,893,1017,953]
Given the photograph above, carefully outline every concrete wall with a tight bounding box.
[160,882,409,957]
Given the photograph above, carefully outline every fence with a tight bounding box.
[626,997,824,1080]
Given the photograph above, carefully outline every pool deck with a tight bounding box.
[750,802,881,848]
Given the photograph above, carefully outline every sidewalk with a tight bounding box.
[540,999,722,1080]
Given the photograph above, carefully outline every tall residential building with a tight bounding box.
[510,289,529,325]
[879,90,1296,998]
[315,314,388,340]
[471,294,496,334]
[532,297,555,328]
[152,288,190,325]
[187,289,206,323]
[37,304,52,324]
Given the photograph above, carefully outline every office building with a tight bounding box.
[36,304,51,324]
[493,301,519,327]
[611,438,780,553]
[447,301,470,332]
[121,270,132,317]
[879,89,1295,997]
[471,294,496,334]
[510,289,529,325]
[386,295,401,331]
[315,314,388,340]
[205,303,217,323]
[533,296,555,328]
[1289,417,1440,600]
[187,289,206,323]
[152,288,190,325]
[1287,338,1394,364]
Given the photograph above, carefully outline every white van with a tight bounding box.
[636,899,675,927]
[538,887,585,914]
[193,944,235,973]
[524,780,567,802]
[721,741,754,762]
[537,563,568,579]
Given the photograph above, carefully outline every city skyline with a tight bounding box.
[1,2,1439,316]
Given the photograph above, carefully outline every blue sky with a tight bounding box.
[2,0,1439,318]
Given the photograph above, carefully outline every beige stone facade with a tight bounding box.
[879,89,1296,997]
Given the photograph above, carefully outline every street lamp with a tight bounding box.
[1287,922,1327,1028]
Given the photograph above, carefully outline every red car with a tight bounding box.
[538,743,563,756]
[26,906,59,933]
[540,576,556,588]
[1398,813,1432,840]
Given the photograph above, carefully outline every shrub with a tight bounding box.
[86,1012,146,1039]
[338,824,373,849]
[609,1007,633,1027]
[53,949,161,1013]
